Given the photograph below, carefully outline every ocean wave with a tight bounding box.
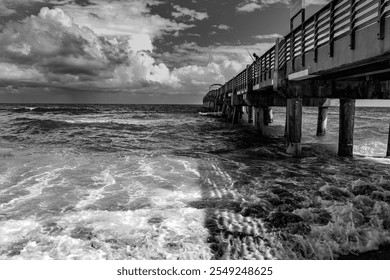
[12,117,150,131]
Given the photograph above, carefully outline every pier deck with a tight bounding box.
[203,0,390,157]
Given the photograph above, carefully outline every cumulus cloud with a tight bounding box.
[237,1,264,12]
[0,7,180,92]
[0,62,45,81]
[213,24,231,30]
[1,2,285,98]
[237,0,328,13]
[305,0,330,5]
[157,41,274,91]
[253,33,283,40]
[172,5,208,21]
[56,0,194,39]
[0,0,45,16]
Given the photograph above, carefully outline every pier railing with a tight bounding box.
[204,0,390,103]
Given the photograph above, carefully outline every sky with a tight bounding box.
[0,0,335,104]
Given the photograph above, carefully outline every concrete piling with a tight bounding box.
[286,98,302,156]
[387,122,390,157]
[232,106,240,124]
[316,106,328,136]
[254,107,264,134]
[338,99,355,157]
[263,107,273,126]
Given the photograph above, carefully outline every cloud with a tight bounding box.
[213,24,231,30]
[0,0,45,16]
[253,33,283,40]
[237,1,264,12]
[0,2,284,98]
[305,0,330,5]
[55,0,195,39]
[236,0,328,13]
[157,41,274,91]
[172,5,208,21]
[0,7,180,92]
[0,62,45,81]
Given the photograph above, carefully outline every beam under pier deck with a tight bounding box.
[316,107,329,136]
[338,99,356,157]
[286,98,302,156]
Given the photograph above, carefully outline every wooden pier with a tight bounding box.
[203,0,390,157]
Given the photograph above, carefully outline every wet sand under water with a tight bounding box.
[193,133,390,260]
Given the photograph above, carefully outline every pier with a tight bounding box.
[203,0,390,157]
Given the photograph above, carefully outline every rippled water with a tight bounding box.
[0,104,389,260]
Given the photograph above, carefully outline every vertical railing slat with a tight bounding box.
[329,0,336,57]
[314,13,319,62]
[350,0,358,49]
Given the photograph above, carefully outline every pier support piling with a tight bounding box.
[232,106,240,124]
[247,106,253,124]
[338,99,356,157]
[228,107,233,122]
[263,107,273,126]
[316,107,329,136]
[254,107,264,134]
[286,98,302,156]
[387,122,390,157]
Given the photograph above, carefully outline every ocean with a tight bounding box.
[0,104,389,260]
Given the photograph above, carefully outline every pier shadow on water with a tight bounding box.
[189,127,390,260]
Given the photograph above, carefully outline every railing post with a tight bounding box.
[350,0,358,49]
[378,0,386,39]
[301,8,306,67]
[314,13,319,62]
[274,39,280,91]
[268,51,272,79]
[291,31,295,71]
[301,23,306,67]
[260,56,263,83]
[264,53,267,81]
[329,1,336,57]
[246,64,250,93]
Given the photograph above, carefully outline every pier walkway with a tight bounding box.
[203,0,390,157]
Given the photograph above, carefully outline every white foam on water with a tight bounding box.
[1,154,213,259]
[0,219,41,245]
[177,159,200,177]
[0,165,72,211]
[354,141,388,157]
[75,168,116,209]
[64,118,145,125]
[0,207,212,260]
[0,167,14,186]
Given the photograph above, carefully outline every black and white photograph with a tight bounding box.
[0,0,390,278]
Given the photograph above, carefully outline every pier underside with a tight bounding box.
[203,0,390,157]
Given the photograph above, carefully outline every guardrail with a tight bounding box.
[204,0,390,103]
